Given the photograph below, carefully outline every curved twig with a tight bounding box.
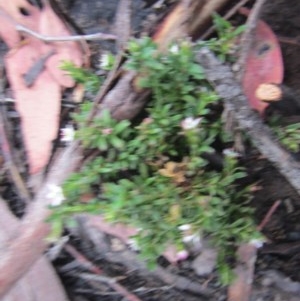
[15,24,116,42]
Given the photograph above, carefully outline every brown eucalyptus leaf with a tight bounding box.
[0,9,20,47]
[0,0,41,34]
[241,7,283,114]
[5,44,61,174]
[39,3,83,87]
[0,1,83,173]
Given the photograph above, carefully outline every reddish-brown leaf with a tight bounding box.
[0,1,83,174]
[39,4,83,88]
[5,44,61,174]
[241,8,283,114]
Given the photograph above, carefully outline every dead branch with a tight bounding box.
[228,243,257,301]
[65,244,143,301]
[97,71,150,121]
[75,216,214,297]
[0,200,69,301]
[0,142,83,298]
[195,48,300,195]
[114,0,131,50]
[257,200,281,231]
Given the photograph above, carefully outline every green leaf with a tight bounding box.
[110,136,125,149]
[114,120,131,134]
[97,137,108,151]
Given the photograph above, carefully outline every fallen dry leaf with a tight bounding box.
[39,3,82,88]
[152,1,189,50]
[5,45,61,174]
[158,161,186,184]
[0,0,83,173]
[241,7,283,114]
[0,1,41,47]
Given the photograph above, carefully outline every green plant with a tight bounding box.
[99,52,116,71]
[269,117,300,152]
[198,13,246,61]
[61,61,101,93]
[51,17,259,283]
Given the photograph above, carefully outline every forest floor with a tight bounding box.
[52,1,300,300]
[3,0,300,301]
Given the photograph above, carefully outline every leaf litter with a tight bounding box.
[1,1,300,301]
[0,0,83,174]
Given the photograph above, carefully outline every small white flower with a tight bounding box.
[127,238,140,251]
[170,44,179,54]
[182,232,202,247]
[46,184,65,207]
[178,224,191,231]
[250,238,265,249]
[182,234,196,244]
[61,125,75,143]
[99,53,110,69]
[222,148,241,158]
[181,117,202,130]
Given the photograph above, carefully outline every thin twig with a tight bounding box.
[65,243,142,301]
[257,200,281,231]
[236,0,267,80]
[15,25,116,42]
[0,113,31,203]
[0,64,31,203]
[85,53,126,125]
[85,0,132,124]
[278,36,300,47]
[86,0,132,126]
[79,273,143,301]
[64,244,103,275]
